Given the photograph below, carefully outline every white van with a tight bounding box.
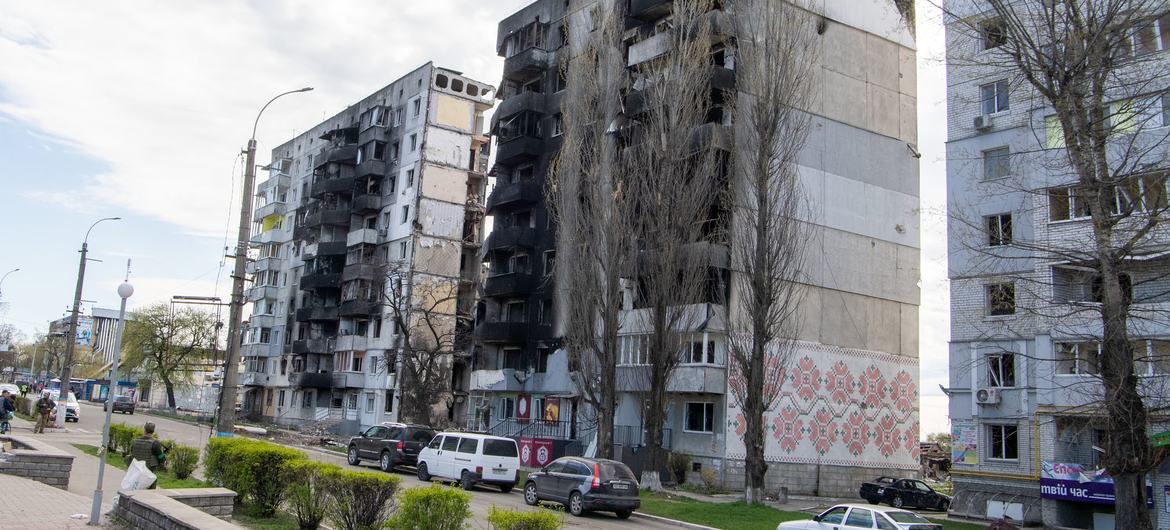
[416,432,520,492]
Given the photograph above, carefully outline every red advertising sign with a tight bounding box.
[533,438,554,467]
[519,437,535,467]
[517,394,531,424]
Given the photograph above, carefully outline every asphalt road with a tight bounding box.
[57,403,679,530]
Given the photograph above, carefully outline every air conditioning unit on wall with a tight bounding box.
[973,114,993,130]
[975,387,1001,405]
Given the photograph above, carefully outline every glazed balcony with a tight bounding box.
[617,364,726,394]
[246,256,283,275]
[346,228,379,247]
[313,144,358,169]
[310,176,357,198]
[301,208,351,229]
[245,285,278,302]
[342,263,381,282]
[253,201,288,222]
[334,335,368,352]
[339,299,379,317]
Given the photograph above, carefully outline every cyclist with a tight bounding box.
[0,390,15,434]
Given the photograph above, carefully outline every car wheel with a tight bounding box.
[615,510,632,520]
[890,495,904,508]
[499,483,514,494]
[568,491,585,516]
[524,482,539,505]
[380,451,394,472]
[460,470,474,491]
[866,497,880,505]
[417,462,431,482]
[347,446,360,466]
[129,410,134,415]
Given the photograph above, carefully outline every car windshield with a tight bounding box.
[482,439,517,457]
[885,511,931,523]
[115,396,132,402]
[600,462,636,480]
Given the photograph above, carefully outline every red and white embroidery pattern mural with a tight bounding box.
[726,341,919,470]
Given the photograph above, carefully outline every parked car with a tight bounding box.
[523,456,640,519]
[416,432,519,492]
[778,504,942,530]
[0,383,20,397]
[346,422,435,472]
[104,395,136,414]
[859,476,951,511]
[64,392,80,422]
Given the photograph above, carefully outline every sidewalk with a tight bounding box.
[0,473,113,528]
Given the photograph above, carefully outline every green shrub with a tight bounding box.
[14,396,31,416]
[386,483,471,530]
[487,506,563,530]
[110,422,144,456]
[699,467,721,494]
[668,452,692,484]
[203,437,306,516]
[168,443,199,480]
[284,460,333,530]
[320,467,400,530]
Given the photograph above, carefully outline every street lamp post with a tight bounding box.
[89,277,133,526]
[216,87,313,437]
[59,217,120,428]
[0,268,18,301]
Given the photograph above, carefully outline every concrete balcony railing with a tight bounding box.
[300,272,341,290]
[245,285,278,302]
[352,194,382,213]
[240,372,269,386]
[334,335,368,352]
[256,172,290,194]
[484,226,538,250]
[482,272,540,298]
[493,91,547,128]
[346,228,379,247]
[253,201,288,222]
[247,314,277,330]
[494,136,543,165]
[316,240,348,256]
[470,369,524,392]
[341,263,382,282]
[355,159,386,178]
[290,371,333,389]
[473,321,528,343]
[486,181,542,214]
[339,299,379,316]
[292,338,332,354]
[616,364,726,394]
[251,229,286,245]
[295,305,340,322]
[246,256,283,275]
[502,47,549,83]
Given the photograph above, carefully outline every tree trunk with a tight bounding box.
[163,379,176,411]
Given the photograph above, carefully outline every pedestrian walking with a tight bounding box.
[33,391,55,434]
[18,382,28,398]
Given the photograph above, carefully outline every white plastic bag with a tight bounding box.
[120,459,157,491]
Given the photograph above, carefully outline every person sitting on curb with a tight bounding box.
[33,391,55,434]
[131,422,166,479]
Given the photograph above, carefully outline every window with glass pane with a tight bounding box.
[989,424,1019,459]
[685,402,715,433]
[983,147,1010,180]
[981,80,1009,114]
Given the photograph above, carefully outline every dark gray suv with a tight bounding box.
[523,457,640,518]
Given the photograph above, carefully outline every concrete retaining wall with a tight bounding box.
[691,454,913,498]
[115,488,242,530]
[0,435,74,489]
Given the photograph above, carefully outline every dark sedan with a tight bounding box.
[523,457,640,518]
[104,395,136,414]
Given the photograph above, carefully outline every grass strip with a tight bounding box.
[71,443,210,489]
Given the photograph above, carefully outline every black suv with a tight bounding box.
[523,457,640,518]
[347,423,435,472]
[104,395,136,414]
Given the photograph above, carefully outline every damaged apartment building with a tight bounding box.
[241,63,493,434]
[472,0,921,496]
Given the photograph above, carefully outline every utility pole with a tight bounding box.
[59,217,120,427]
[216,87,313,437]
[89,261,132,526]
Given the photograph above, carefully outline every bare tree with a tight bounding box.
[945,1,1170,526]
[381,262,461,427]
[122,303,219,411]
[725,0,817,505]
[621,0,725,489]
[548,0,633,460]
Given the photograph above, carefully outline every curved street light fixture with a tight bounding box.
[217,87,313,437]
[0,268,19,300]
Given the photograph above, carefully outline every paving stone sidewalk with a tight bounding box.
[0,473,115,528]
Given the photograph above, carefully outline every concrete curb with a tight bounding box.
[630,511,719,530]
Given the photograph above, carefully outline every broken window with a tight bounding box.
[986,283,1016,316]
[988,425,1018,460]
[1055,341,1100,375]
[551,113,564,137]
[503,301,527,322]
[981,18,1007,50]
[436,74,448,89]
[685,402,715,433]
[986,213,1012,246]
[986,353,1015,387]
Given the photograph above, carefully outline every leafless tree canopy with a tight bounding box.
[548,0,634,460]
[381,262,461,427]
[946,1,1170,526]
[725,0,817,504]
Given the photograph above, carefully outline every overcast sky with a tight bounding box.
[0,1,951,437]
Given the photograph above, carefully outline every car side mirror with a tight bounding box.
[812,515,822,522]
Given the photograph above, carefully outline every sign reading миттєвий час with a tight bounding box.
[1040,462,1154,507]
